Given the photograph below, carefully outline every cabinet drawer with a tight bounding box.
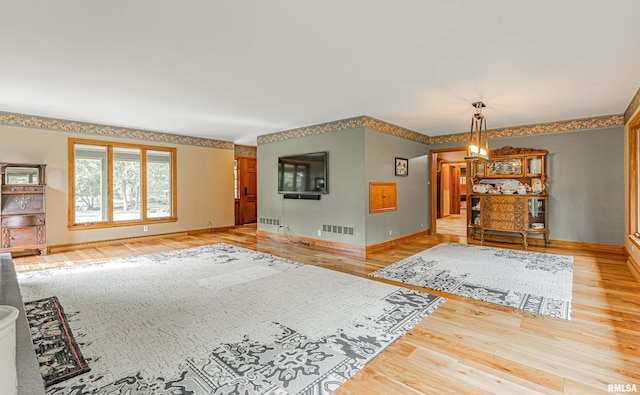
[1,215,45,227]
[2,185,44,193]
[1,194,44,214]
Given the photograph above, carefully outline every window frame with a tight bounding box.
[628,112,640,245]
[68,138,177,230]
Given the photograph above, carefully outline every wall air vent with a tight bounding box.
[259,218,280,226]
[322,224,355,236]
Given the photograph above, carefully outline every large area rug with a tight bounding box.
[18,243,446,395]
[369,242,573,320]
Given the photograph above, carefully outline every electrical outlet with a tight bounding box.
[143,225,148,232]
[317,229,322,237]
[389,230,392,236]
[420,223,424,228]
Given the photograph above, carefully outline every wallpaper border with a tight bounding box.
[624,86,640,124]
[430,114,624,145]
[1,110,624,149]
[257,115,431,145]
[0,112,234,150]
[257,114,623,146]
[235,145,257,157]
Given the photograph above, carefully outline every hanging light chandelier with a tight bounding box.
[466,101,488,160]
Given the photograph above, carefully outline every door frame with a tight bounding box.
[430,147,468,235]
[235,156,258,225]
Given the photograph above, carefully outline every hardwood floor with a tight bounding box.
[436,209,468,237]
[12,226,640,394]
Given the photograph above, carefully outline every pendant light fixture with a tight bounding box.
[466,101,488,160]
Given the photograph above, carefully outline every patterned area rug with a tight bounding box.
[369,242,573,320]
[24,296,90,386]
[18,243,446,394]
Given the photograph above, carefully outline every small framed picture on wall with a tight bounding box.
[395,157,408,176]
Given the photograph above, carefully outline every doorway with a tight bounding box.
[235,157,257,225]
[430,148,468,237]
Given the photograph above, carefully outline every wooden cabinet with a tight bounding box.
[369,182,397,213]
[0,163,47,255]
[467,147,548,248]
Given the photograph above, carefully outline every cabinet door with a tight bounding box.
[470,196,482,226]
[483,195,526,231]
[526,156,544,176]
[528,197,546,229]
[369,182,397,213]
[1,226,37,248]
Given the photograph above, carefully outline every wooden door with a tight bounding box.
[450,165,461,214]
[238,157,257,224]
[440,163,451,217]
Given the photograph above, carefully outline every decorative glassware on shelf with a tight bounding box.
[531,178,543,193]
[470,197,481,225]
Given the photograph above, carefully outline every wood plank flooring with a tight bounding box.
[436,209,468,237]
[12,226,640,394]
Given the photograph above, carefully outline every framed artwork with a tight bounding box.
[395,157,408,176]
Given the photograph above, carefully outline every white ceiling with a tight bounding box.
[2,1,639,145]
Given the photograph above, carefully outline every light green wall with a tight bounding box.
[0,125,234,246]
[256,127,430,246]
[364,129,429,244]
[491,127,624,245]
[431,126,625,246]
[257,128,367,245]
[259,121,624,247]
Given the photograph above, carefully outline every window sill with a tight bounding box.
[69,218,177,231]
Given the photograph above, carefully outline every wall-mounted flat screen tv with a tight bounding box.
[278,151,328,194]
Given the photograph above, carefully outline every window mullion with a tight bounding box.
[107,145,114,224]
[171,150,177,218]
[141,148,148,221]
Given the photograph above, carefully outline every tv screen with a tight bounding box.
[278,152,327,194]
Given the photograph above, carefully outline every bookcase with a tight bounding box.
[467,147,549,248]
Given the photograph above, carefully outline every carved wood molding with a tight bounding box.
[1,228,8,248]
[489,146,549,157]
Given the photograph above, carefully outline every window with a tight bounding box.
[69,138,176,229]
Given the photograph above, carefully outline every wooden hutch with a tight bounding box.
[0,163,47,255]
[467,147,549,248]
